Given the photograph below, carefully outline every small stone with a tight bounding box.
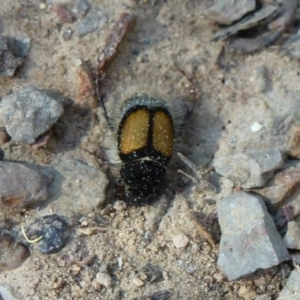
[0,161,48,208]
[77,7,107,38]
[238,286,257,300]
[132,277,144,287]
[73,0,89,17]
[283,221,300,250]
[217,192,290,281]
[252,167,300,207]
[205,0,256,25]
[277,269,300,300]
[287,125,300,159]
[40,3,47,9]
[213,149,283,189]
[0,36,30,77]
[75,61,96,108]
[62,28,73,41]
[0,87,64,144]
[213,273,224,282]
[25,214,68,254]
[113,200,127,211]
[53,4,74,23]
[251,122,263,132]
[172,233,189,249]
[96,272,112,288]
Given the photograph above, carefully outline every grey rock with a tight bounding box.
[277,269,300,300]
[73,0,90,17]
[46,159,108,215]
[0,36,30,77]
[283,32,300,59]
[96,272,112,288]
[217,192,290,281]
[205,0,256,25]
[0,161,48,208]
[213,149,283,189]
[77,7,107,37]
[0,87,64,143]
[283,221,300,250]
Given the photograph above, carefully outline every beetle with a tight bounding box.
[99,90,186,205]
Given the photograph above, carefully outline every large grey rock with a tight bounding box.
[217,192,290,281]
[45,159,108,215]
[214,149,283,189]
[0,87,64,144]
[0,161,48,208]
[205,0,256,25]
[277,269,300,300]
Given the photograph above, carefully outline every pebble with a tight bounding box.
[252,167,300,207]
[25,214,68,254]
[96,272,112,288]
[287,125,300,159]
[172,233,189,249]
[277,269,300,299]
[283,32,300,59]
[113,200,127,211]
[0,284,24,300]
[213,149,283,189]
[0,161,48,208]
[217,192,290,281]
[0,36,30,77]
[53,4,74,23]
[43,159,108,215]
[205,0,255,25]
[132,277,144,287]
[77,7,107,38]
[0,232,30,271]
[73,0,89,17]
[237,286,257,300]
[283,221,300,250]
[0,87,64,144]
[251,122,263,132]
[75,61,97,108]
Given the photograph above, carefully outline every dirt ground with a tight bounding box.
[0,0,298,299]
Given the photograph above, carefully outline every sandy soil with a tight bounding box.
[0,0,297,299]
